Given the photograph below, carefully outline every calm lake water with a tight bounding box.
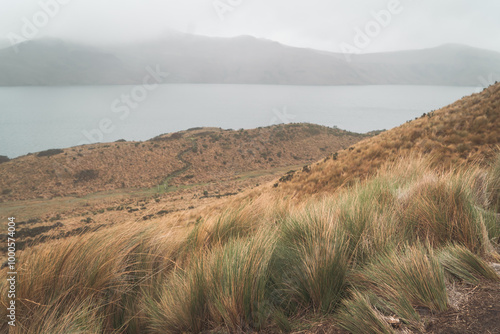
[0,84,478,158]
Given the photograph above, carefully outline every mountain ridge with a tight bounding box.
[1,35,499,86]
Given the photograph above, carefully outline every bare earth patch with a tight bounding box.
[424,280,500,334]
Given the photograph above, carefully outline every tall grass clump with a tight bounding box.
[273,208,350,313]
[206,232,276,331]
[145,259,208,333]
[8,296,107,334]
[146,230,277,332]
[353,244,448,312]
[397,173,491,253]
[4,235,132,331]
[487,152,500,213]
[3,152,500,332]
[185,203,269,251]
[0,222,190,332]
[334,180,400,265]
[438,244,499,284]
[336,291,395,334]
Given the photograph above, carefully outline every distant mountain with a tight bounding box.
[1,35,499,86]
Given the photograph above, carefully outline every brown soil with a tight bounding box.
[425,280,500,334]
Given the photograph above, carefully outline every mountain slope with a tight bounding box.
[0,38,140,85]
[351,44,500,86]
[274,83,500,196]
[1,36,499,86]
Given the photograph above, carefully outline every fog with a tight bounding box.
[1,0,499,53]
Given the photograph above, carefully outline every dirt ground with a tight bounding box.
[283,278,500,334]
[425,280,500,334]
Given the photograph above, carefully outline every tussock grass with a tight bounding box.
[2,153,500,332]
[336,291,395,334]
[438,244,499,284]
[1,222,191,332]
[353,244,448,312]
[335,182,399,265]
[145,258,208,333]
[187,207,260,250]
[397,170,492,253]
[206,232,276,331]
[146,230,276,332]
[487,151,500,212]
[10,296,106,334]
[274,210,350,313]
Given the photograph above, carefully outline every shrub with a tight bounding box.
[0,155,10,164]
[37,149,64,157]
[74,170,99,183]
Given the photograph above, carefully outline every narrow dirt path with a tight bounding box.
[161,139,197,189]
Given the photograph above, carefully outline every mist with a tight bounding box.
[1,0,500,53]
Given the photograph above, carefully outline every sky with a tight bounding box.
[0,0,499,53]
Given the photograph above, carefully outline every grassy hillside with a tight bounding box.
[0,124,366,202]
[1,154,498,333]
[275,83,500,197]
[0,85,499,333]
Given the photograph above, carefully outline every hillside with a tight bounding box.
[274,83,500,196]
[1,36,500,86]
[0,124,367,201]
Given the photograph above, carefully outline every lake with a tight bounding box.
[0,84,479,158]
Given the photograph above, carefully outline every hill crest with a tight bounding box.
[273,83,500,196]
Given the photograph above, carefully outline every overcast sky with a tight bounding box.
[1,0,499,53]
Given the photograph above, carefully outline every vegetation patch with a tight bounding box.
[37,149,64,157]
[74,169,99,183]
